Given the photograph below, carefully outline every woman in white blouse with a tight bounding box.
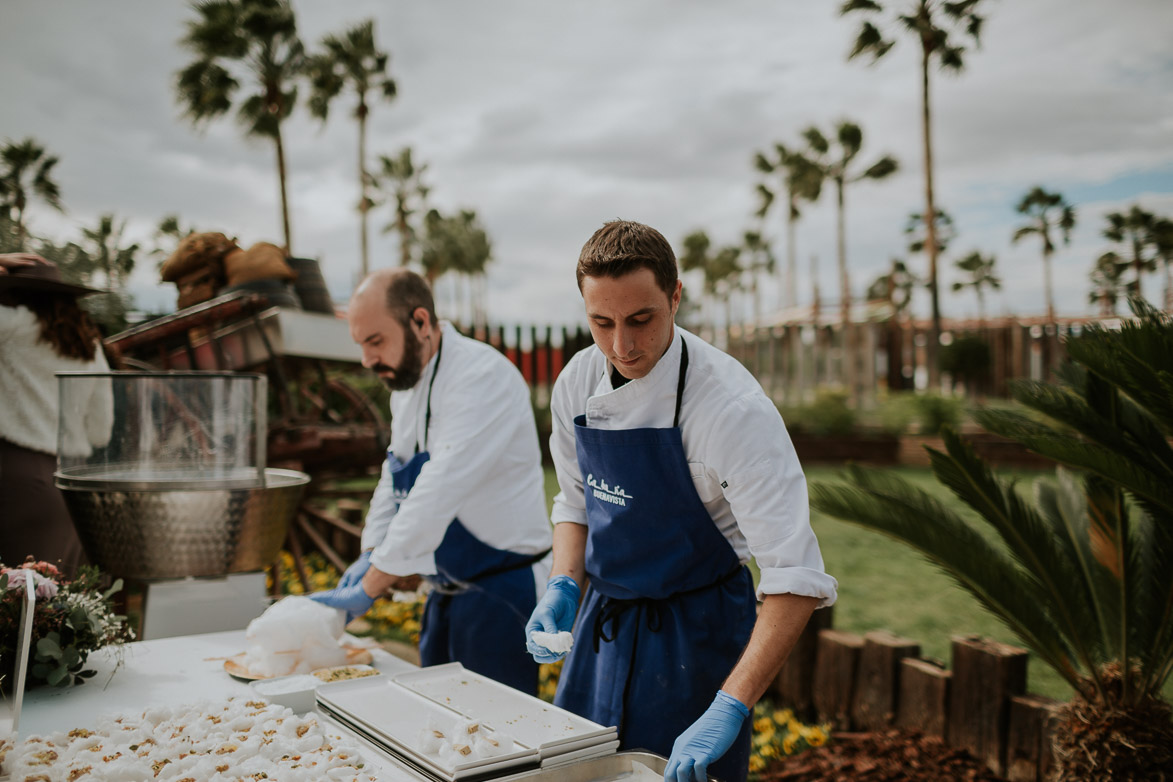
[0,254,113,576]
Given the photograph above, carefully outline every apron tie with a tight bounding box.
[590,563,745,653]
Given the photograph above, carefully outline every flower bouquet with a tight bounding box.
[0,560,135,688]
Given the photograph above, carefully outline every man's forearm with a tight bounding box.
[550,522,588,590]
[721,593,819,707]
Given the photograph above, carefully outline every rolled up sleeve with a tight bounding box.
[710,396,838,606]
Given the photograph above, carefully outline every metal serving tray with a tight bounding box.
[495,750,719,781]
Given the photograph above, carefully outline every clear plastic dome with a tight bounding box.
[55,371,268,490]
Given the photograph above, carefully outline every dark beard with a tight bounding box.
[373,326,425,391]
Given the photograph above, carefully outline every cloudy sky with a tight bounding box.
[3,0,1172,326]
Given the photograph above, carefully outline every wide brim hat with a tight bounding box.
[0,262,102,297]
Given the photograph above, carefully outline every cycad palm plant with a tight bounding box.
[175,0,304,253]
[305,19,397,279]
[811,298,1173,780]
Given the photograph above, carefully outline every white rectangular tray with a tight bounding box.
[392,663,616,754]
[317,677,539,780]
[539,739,621,769]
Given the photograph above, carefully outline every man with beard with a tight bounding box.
[310,268,552,695]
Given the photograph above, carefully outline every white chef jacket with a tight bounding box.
[550,325,837,605]
[363,322,552,583]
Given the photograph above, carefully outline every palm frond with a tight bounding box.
[929,433,1106,673]
[811,469,1084,685]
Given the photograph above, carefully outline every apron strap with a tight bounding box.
[673,337,688,429]
[430,547,552,595]
[415,332,444,454]
[591,562,743,652]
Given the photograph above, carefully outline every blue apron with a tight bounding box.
[553,337,757,782]
[388,338,546,695]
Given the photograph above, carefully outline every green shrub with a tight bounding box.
[911,392,964,434]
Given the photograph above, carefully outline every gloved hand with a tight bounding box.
[308,581,376,624]
[524,575,581,663]
[664,690,750,782]
[337,550,373,590]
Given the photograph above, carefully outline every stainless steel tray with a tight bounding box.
[495,750,716,781]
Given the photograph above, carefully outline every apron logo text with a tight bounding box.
[586,474,633,507]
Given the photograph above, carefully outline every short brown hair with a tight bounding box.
[576,220,678,297]
[382,268,438,327]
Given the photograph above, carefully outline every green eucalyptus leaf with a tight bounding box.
[47,664,68,686]
[31,662,50,679]
[62,646,82,668]
[0,572,8,592]
[36,636,63,660]
[103,578,124,600]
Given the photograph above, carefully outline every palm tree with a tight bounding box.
[175,0,304,253]
[741,229,776,326]
[803,121,899,401]
[377,147,430,269]
[0,137,64,250]
[77,214,140,333]
[1102,205,1158,301]
[867,258,919,320]
[950,250,1000,326]
[906,207,955,257]
[1089,252,1129,318]
[811,299,1173,780]
[841,0,986,388]
[419,208,492,324]
[754,144,824,311]
[305,19,397,279]
[1152,217,1173,312]
[681,230,745,334]
[1012,187,1076,324]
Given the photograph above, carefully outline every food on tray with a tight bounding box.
[1,696,375,782]
[415,715,516,764]
[312,665,380,682]
[530,629,574,654]
[240,596,353,678]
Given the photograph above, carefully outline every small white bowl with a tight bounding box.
[250,673,320,713]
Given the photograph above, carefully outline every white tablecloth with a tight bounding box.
[16,629,426,780]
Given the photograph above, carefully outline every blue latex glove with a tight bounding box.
[524,575,581,663]
[308,581,376,624]
[337,550,373,590]
[664,690,750,782]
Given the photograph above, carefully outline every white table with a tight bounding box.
[17,629,427,780]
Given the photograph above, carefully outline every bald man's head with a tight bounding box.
[352,267,437,328]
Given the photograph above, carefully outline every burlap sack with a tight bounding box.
[174,266,219,310]
[161,232,238,282]
[224,242,296,286]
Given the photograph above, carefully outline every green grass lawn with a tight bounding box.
[544,464,1077,700]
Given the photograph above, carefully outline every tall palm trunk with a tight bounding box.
[274,125,293,254]
[920,42,941,389]
[357,100,370,278]
[836,178,857,403]
[785,202,798,310]
[1132,237,1145,301]
[1043,245,1055,323]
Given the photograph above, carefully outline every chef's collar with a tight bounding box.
[597,327,683,400]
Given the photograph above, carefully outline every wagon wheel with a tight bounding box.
[273,371,389,596]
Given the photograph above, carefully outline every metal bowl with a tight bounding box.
[58,467,309,580]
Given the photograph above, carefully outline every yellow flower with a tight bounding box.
[753,717,773,734]
[782,735,796,755]
[807,727,827,747]
[748,756,765,773]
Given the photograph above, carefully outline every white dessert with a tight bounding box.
[242,596,350,677]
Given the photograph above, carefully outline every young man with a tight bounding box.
[525,221,837,782]
[312,268,552,695]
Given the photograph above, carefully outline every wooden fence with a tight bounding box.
[457,317,1104,408]
[772,608,1064,781]
[723,318,1087,407]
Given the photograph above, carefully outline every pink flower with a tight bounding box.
[3,568,59,599]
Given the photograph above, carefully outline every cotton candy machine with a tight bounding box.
[55,371,309,581]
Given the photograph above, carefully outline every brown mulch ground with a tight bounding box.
[758,729,1008,781]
